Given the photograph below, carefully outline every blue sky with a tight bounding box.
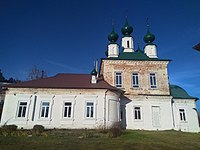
[0,0,200,109]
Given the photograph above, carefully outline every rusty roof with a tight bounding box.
[5,74,122,92]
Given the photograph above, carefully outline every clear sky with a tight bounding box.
[0,0,200,109]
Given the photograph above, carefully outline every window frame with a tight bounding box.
[40,101,50,118]
[115,72,122,88]
[63,101,72,119]
[17,101,28,118]
[179,109,186,122]
[133,106,142,120]
[150,73,157,89]
[132,72,139,88]
[85,101,95,119]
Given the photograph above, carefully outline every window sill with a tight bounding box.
[14,118,27,121]
[37,118,51,121]
[62,117,73,120]
[130,87,141,90]
[116,87,125,90]
[133,119,143,122]
[180,121,188,123]
[85,117,96,120]
[149,88,158,90]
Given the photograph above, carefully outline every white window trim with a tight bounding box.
[149,73,157,89]
[62,101,73,119]
[179,108,187,122]
[40,101,50,119]
[16,101,28,119]
[132,72,139,88]
[133,106,143,121]
[85,101,96,119]
[115,71,123,88]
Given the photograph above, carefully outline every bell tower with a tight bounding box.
[121,18,134,52]
[106,23,119,58]
[143,21,157,58]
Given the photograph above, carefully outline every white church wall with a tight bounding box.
[0,88,120,129]
[122,95,174,131]
[173,99,199,132]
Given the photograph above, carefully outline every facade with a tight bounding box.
[1,19,199,132]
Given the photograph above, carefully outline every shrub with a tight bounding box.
[32,125,45,136]
[0,125,18,136]
[82,128,94,138]
[108,122,122,138]
[96,124,109,134]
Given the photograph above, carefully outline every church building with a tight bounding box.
[1,19,199,132]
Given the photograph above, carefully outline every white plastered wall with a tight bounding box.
[0,88,120,129]
[172,99,199,132]
[120,95,174,131]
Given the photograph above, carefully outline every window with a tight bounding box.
[150,73,157,88]
[17,102,27,117]
[127,41,130,48]
[40,102,49,118]
[115,72,122,88]
[63,102,72,118]
[132,73,139,88]
[179,109,186,121]
[86,102,94,118]
[134,107,141,120]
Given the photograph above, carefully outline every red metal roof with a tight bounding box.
[5,74,122,92]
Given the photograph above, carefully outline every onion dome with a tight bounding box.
[108,27,119,43]
[143,29,155,43]
[91,68,97,75]
[121,19,133,36]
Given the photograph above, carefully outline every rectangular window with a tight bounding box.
[127,41,130,48]
[150,73,157,88]
[40,102,49,118]
[63,102,72,118]
[86,102,94,118]
[134,107,141,120]
[132,73,139,88]
[115,72,122,88]
[179,109,186,121]
[17,102,27,117]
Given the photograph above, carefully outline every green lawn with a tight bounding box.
[0,129,200,150]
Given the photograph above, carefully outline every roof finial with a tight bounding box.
[125,9,128,19]
[146,17,150,30]
[112,18,114,31]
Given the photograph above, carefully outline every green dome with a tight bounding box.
[143,30,155,43]
[108,28,119,43]
[170,85,198,99]
[121,19,133,36]
[91,68,97,75]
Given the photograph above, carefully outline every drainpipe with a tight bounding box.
[50,95,55,122]
[26,95,33,123]
[171,98,175,129]
[104,90,108,129]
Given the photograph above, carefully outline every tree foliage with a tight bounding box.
[0,69,6,82]
[27,65,47,80]
[0,70,19,83]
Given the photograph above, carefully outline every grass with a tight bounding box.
[0,129,200,150]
